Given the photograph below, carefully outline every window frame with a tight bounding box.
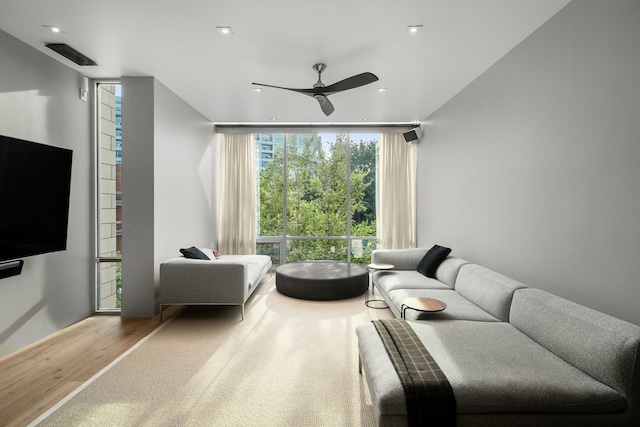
[94,80,123,313]
[255,132,379,266]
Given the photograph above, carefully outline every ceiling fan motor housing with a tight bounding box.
[313,63,326,73]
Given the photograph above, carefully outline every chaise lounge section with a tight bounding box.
[159,248,272,320]
[357,247,640,426]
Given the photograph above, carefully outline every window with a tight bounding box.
[256,132,378,267]
[95,83,122,311]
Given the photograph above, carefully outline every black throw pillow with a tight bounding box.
[417,245,452,278]
[180,246,210,260]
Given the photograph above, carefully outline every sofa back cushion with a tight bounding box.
[510,288,640,402]
[434,256,469,288]
[200,248,216,259]
[455,264,528,322]
[371,248,429,270]
[218,255,272,288]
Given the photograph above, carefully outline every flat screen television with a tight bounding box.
[0,135,73,262]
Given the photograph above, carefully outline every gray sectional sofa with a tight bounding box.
[159,248,272,320]
[357,247,640,426]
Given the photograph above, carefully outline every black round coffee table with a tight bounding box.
[275,261,368,301]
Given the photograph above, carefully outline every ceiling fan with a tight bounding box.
[252,63,379,116]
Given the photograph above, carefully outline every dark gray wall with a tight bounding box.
[417,0,640,326]
[0,30,93,358]
[121,77,156,317]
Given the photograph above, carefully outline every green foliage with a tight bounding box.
[258,145,285,235]
[116,251,122,308]
[258,133,378,264]
[351,138,378,224]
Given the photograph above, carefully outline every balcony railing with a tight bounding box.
[257,236,377,269]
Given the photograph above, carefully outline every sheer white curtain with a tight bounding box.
[218,133,256,254]
[377,133,417,249]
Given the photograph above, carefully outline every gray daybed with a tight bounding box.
[357,247,640,426]
[159,248,272,320]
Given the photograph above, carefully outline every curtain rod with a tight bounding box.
[214,122,418,134]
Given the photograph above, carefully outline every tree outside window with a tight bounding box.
[256,133,378,265]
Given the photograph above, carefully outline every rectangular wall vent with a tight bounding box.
[45,43,97,66]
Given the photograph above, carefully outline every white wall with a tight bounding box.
[0,30,93,358]
[153,79,217,283]
[121,77,215,317]
[417,0,640,326]
[211,131,221,247]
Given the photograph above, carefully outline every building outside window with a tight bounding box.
[96,83,122,311]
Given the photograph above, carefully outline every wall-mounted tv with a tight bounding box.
[0,135,73,262]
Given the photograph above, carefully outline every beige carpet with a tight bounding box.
[35,275,393,426]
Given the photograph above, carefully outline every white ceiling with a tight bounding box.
[0,0,571,124]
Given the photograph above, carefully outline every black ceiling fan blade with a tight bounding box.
[318,96,335,116]
[253,66,377,115]
[321,72,379,95]
[251,82,316,95]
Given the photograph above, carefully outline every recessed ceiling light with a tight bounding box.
[406,25,423,34]
[377,88,388,93]
[43,25,61,33]
[362,118,370,121]
[270,118,277,121]
[253,87,262,92]
[216,26,234,36]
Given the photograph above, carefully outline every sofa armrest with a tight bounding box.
[371,248,429,270]
[159,259,248,304]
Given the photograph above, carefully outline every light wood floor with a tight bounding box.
[0,307,181,427]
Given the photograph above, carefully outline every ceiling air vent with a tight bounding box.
[45,43,97,66]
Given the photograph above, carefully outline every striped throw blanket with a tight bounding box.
[373,319,456,426]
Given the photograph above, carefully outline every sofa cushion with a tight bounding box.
[414,320,626,414]
[417,245,451,277]
[372,256,468,294]
[217,255,272,288]
[386,289,500,322]
[358,321,626,416]
[357,323,407,417]
[199,248,216,259]
[434,256,469,288]
[510,288,640,403]
[454,264,528,322]
[371,248,430,270]
[180,246,210,260]
[373,270,452,295]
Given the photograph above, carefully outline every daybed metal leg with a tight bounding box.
[241,304,245,321]
[359,353,362,374]
[159,304,164,322]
